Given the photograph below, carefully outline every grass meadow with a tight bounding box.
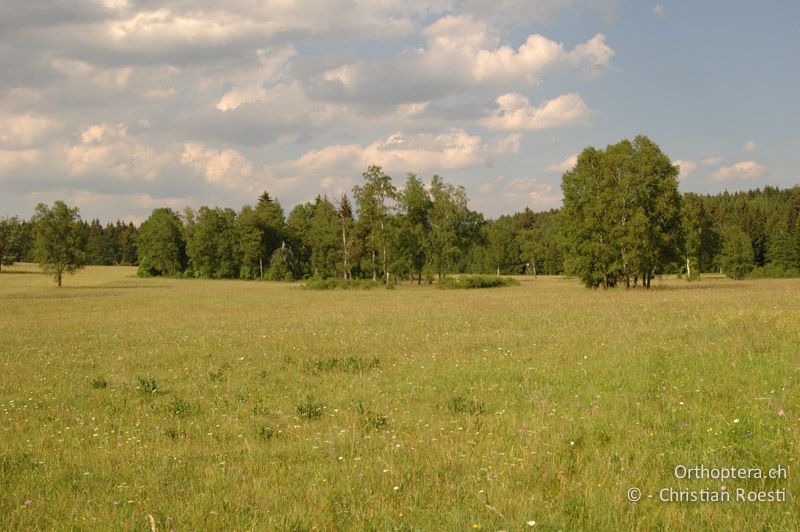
[1,264,798,530]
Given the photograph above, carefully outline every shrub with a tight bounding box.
[309,356,380,374]
[747,264,800,279]
[297,395,325,420]
[304,278,377,290]
[168,398,193,418]
[437,275,519,289]
[137,376,158,395]
[356,402,389,430]
[448,395,485,415]
[256,425,275,440]
[91,377,108,389]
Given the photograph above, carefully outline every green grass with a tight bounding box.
[1,264,798,530]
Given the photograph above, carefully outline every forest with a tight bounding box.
[2,156,799,285]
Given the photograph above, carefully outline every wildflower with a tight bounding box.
[527,521,537,527]
[24,499,32,506]
[732,419,740,424]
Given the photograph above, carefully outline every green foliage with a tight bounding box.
[32,201,86,286]
[427,175,472,279]
[747,264,800,279]
[720,226,755,280]
[91,377,108,389]
[485,215,517,275]
[296,395,325,420]
[561,136,682,288]
[237,193,287,279]
[186,206,240,278]
[267,243,297,280]
[309,356,380,374]
[447,395,485,415]
[256,424,276,440]
[353,165,397,283]
[303,277,376,290]
[437,275,519,289]
[0,215,22,270]
[167,398,193,418]
[137,208,186,276]
[137,376,158,395]
[356,402,389,430]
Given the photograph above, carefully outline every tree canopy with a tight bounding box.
[561,136,683,288]
[32,201,86,287]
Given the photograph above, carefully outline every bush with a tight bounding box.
[303,278,377,290]
[309,356,380,374]
[747,264,800,279]
[167,398,193,418]
[297,395,325,420]
[437,275,519,289]
[137,376,158,395]
[447,395,485,415]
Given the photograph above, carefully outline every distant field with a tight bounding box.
[1,264,798,530]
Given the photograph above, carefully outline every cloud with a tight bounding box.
[0,114,61,148]
[66,123,171,181]
[546,153,578,173]
[272,129,495,180]
[0,148,39,174]
[215,47,297,111]
[673,159,697,180]
[482,93,592,130]
[700,156,723,166]
[312,15,613,106]
[464,0,618,27]
[653,5,665,18]
[487,176,562,213]
[0,1,617,221]
[491,133,522,155]
[181,142,255,189]
[742,140,756,152]
[712,161,765,181]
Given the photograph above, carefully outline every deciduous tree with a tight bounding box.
[32,201,86,286]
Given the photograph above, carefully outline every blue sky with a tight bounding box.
[0,0,798,222]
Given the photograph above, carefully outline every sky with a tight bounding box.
[1,0,799,223]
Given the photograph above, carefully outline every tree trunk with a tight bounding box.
[380,219,388,284]
[686,256,691,282]
[341,221,349,281]
[259,257,263,280]
[57,271,62,287]
[496,266,500,276]
[371,249,376,282]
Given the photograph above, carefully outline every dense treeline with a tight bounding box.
[2,154,799,286]
[1,216,138,269]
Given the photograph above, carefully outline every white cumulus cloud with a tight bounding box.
[181,142,255,189]
[712,160,765,181]
[700,156,723,166]
[547,153,578,173]
[482,93,592,130]
[674,159,697,180]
